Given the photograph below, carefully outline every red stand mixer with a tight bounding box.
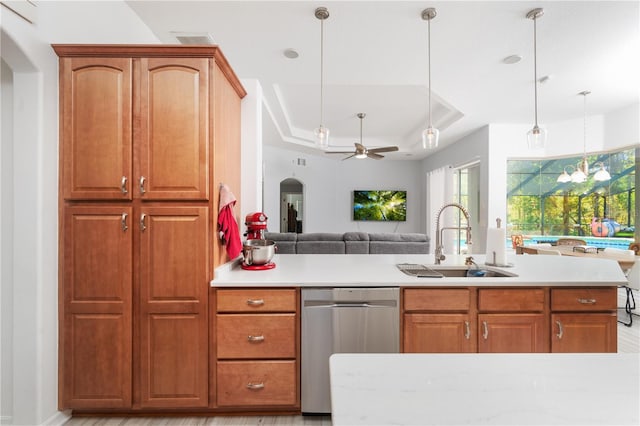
[241,212,276,270]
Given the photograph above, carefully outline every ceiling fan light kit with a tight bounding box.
[314,6,330,149]
[421,7,439,150]
[526,7,547,150]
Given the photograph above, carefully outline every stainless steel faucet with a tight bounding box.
[434,202,473,265]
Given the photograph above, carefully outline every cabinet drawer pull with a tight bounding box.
[246,299,265,307]
[482,321,488,340]
[140,213,146,231]
[121,213,128,232]
[556,320,564,339]
[464,321,470,340]
[577,298,596,304]
[247,335,265,343]
[139,176,146,194]
[246,382,265,390]
[120,176,128,194]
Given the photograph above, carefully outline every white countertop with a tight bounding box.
[329,353,640,425]
[212,253,627,287]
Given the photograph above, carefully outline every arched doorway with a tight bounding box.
[280,178,303,233]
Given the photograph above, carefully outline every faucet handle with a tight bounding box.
[465,256,474,266]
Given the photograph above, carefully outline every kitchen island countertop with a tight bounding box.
[212,253,628,287]
[329,352,640,425]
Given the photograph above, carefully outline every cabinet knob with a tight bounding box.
[247,335,265,343]
[246,382,265,390]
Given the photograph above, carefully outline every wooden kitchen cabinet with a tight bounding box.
[551,288,617,352]
[477,288,547,353]
[56,45,246,412]
[403,288,476,353]
[60,206,133,409]
[214,288,300,410]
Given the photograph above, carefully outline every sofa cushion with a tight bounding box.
[296,241,346,254]
[264,232,297,254]
[343,232,370,241]
[297,233,344,241]
[369,241,429,254]
[368,232,428,242]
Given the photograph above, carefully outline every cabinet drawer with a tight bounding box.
[404,288,470,311]
[551,288,616,311]
[216,314,296,359]
[217,289,297,312]
[478,288,544,312]
[217,360,297,407]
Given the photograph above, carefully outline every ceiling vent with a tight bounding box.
[174,33,215,45]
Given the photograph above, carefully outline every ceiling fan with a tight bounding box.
[325,113,399,160]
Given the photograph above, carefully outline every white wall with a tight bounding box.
[1,2,158,425]
[240,79,263,220]
[264,145,424,234]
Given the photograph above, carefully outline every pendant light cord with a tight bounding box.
[319,18,325,128]
[533,16,539,127]
[428,17,433,128]
[583,92,587,155]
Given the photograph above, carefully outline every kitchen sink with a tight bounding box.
[397,263,517,278]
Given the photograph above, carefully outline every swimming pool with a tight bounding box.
[524,235,634,250]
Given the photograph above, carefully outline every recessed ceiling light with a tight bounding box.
[283,48,299,59]
[503,54,522,64]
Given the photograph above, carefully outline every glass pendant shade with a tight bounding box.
[314,125,330,149]
[527,125,546,149]
[556,168,572,183]
[422,126,440,149]
[593,162,611,181]
[570,169,587,183]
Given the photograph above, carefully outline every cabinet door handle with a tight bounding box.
[482,321,488,340]
[246,382,265,390]
[247,335,265,343]
[140,213,146,232]
[577,298,596,305]
[246,299,265,307]
[556,320,564,339]
[120,176,128,194]
[139,176,146,195]
[121,213,128,232]
[464,321,470,340]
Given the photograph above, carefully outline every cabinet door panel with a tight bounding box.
[138,58,209,200]
[478,314,547,353]
[139,207,209,408]
[551,313,617,353]
[61,206,132,408]
[61,58,132,200]
[403,314,474,353]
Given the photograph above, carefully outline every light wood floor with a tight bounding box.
[65,288,639,426]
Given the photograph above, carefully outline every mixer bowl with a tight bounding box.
[243,239,277,265]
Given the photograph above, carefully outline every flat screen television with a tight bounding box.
[353,190,407,221]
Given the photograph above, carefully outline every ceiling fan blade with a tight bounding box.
[342,153,357,160]
[326,151,356,154]
[367,152,384,160]
[355,142,366,151]
[368,146,399,153]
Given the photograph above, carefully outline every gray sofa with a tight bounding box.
[264,232,430,254]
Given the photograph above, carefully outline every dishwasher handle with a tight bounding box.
[304,300,397,308]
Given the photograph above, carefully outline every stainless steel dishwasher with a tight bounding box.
[301,287,399,414]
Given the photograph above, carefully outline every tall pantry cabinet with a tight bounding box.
[54,45,246,411]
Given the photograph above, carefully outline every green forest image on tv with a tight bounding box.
[353,190,407,221]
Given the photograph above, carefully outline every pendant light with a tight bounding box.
[526,8,546,149]
[556,165,573,183]
[570,91,590,183]
[421,8,439,149]
[593,161,611,181]
[314,7,330,149]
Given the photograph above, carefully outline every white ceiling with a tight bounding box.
[126,1,640,160]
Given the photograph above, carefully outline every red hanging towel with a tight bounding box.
[217,184,242,259]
